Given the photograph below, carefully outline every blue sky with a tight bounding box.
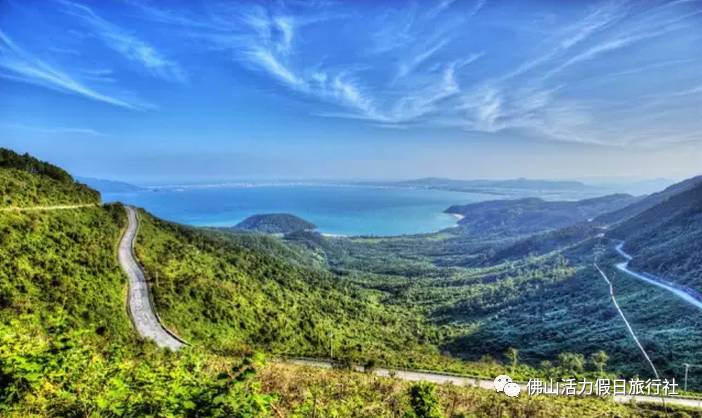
[1,0,700,182]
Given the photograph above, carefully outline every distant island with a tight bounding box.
[233,213,316,234]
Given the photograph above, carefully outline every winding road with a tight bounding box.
[119,206,185,350]
[614,242,702,310]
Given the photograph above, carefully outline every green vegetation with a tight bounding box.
[282,191,702,390]
[135,211,522,377]
[0,148,99,207]
[1,148,75,183]
[0,156,272,416]
[233,213,316,234]
[1,319,273,417]
[0,168,99,207]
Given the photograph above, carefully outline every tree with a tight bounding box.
[590,351,609,375]
[539,360,553,375]
[505,347,519,373]
[558,352,585,375]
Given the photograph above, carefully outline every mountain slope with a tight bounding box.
[608,180,702,291]
[446,194,636,236]
[596,175,702,225]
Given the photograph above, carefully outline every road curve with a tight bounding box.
[614,242,702,311]
[119,206,185,350]
[285,358,702,408]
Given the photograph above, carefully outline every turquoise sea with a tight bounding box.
[102,184,496,236]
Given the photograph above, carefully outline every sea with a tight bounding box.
[101,184,498,236]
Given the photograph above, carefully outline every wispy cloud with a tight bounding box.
[498,1,628,81]
[126,0,700,147]
[543,20,691,80]
[59,0,186,82]
[0,29,148,110]
[2,122,107,137]
[396,39,450,80]
[452,0,702,146]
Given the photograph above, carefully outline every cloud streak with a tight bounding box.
[59,0,186,82]
[0,30,148,110]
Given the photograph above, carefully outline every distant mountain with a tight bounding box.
[395,177,586,192]
[76,176,144,193]
[446,194,637,236]
[233,213,316,234]
[596,175,702,225]
[608,178,702,291]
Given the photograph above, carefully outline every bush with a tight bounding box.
[407,382,444,418]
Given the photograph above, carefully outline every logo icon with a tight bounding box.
[494,375,521,397]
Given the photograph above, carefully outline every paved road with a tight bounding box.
[285,358,702,408]
[0,203,96,211]
[614,242,702,310]
[119,206,184,350]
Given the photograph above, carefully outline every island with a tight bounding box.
[233,213,316,234]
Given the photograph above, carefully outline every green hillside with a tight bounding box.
[0,149,99,207]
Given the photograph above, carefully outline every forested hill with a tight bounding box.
[233,213,315,234]
[608,180,702,291]
[445,194,636,236]
[0,148,99,207]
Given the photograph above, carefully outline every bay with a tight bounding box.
[102,184,496,236]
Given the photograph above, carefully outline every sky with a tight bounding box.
[0,0,701,183]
